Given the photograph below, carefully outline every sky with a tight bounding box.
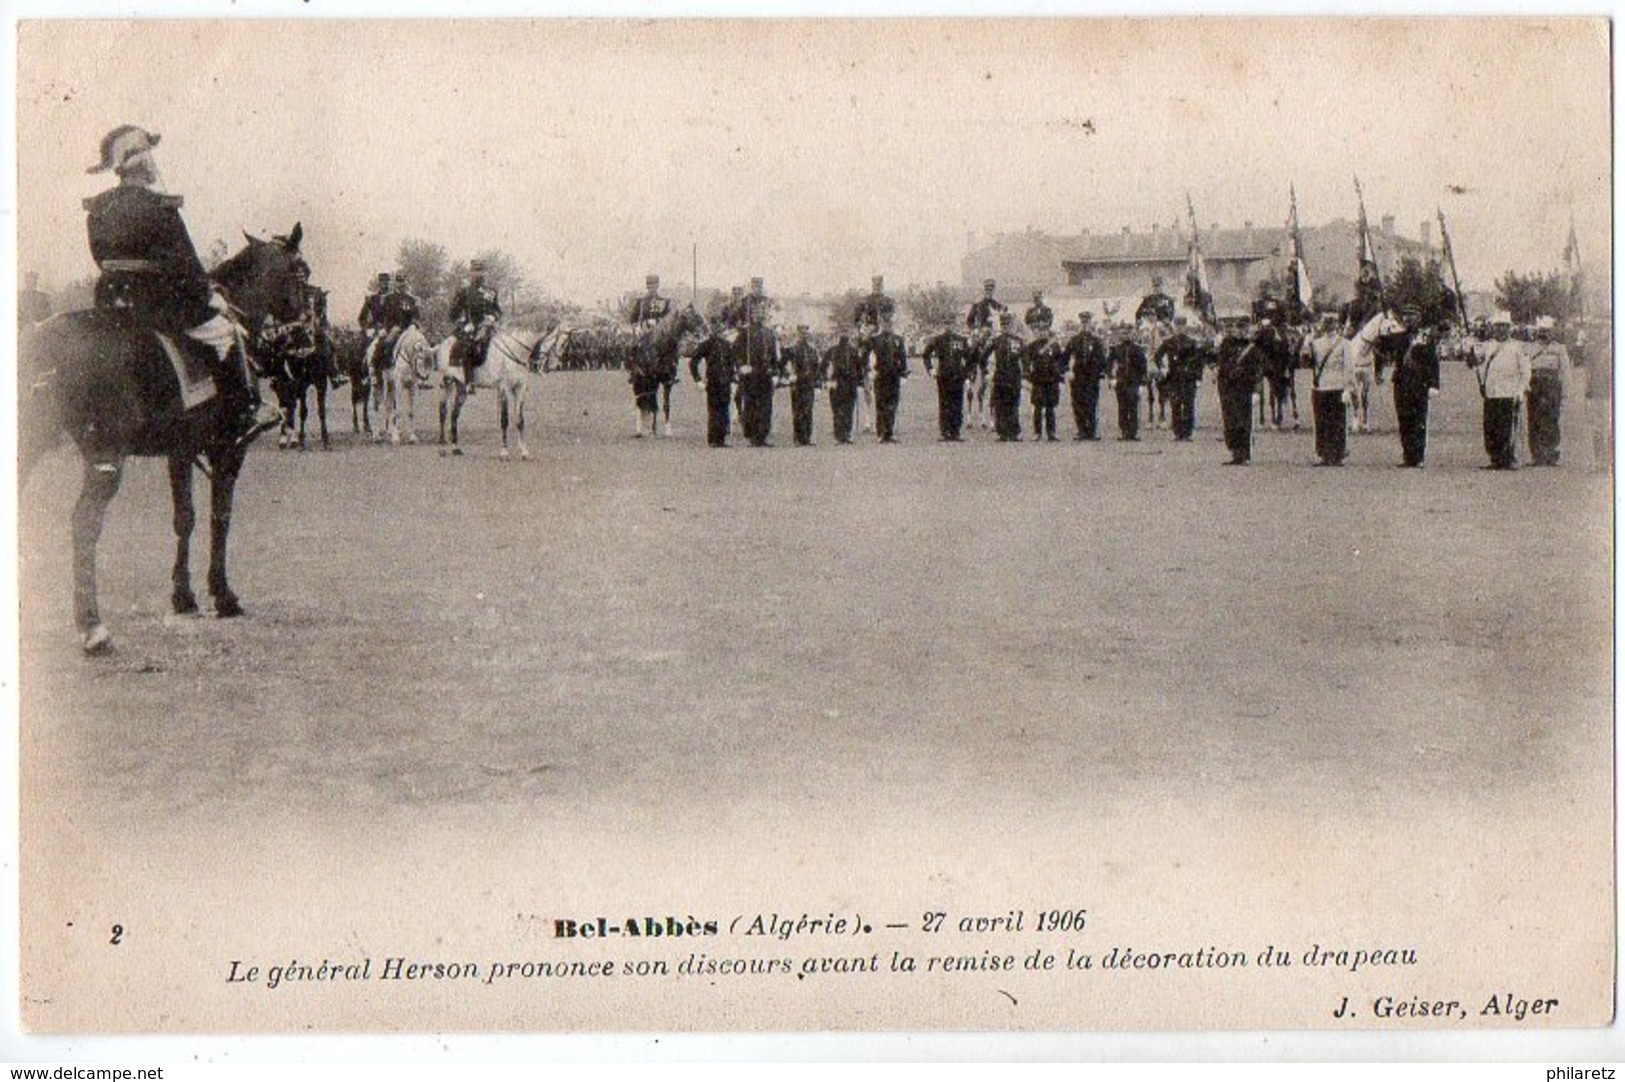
[13,17,1613,320]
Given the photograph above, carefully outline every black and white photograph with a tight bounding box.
[7,14,1615,1045]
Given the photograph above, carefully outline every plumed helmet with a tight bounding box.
[88,125,160,175]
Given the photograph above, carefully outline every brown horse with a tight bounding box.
[21,225,310,654]
[628,305,709,437]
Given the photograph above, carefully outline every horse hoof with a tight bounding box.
[520,450,531,461]
[439,448,448,458]
[452,446,464,457]
[82,624,113,655]
[499,449,511,461]
[215,595,244,619]
[407,434,418,445]
[172,589,199,615]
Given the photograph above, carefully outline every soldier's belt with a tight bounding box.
[99,259,161,273]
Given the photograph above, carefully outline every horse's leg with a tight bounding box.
[499,392,511,461]
[451,385,464,455]
[316,379,330,449]
[72,455,123,652]
[167,454,199,615]
[205,446,247,618]
[297,385,309,450]
[661,381,673,438]
[515,386,529,461]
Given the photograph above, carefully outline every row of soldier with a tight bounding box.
[355,262,502,391]
[644,271,1578,470]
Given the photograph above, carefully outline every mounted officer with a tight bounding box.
[1135,275,1177,325]
[853,275,895,342]
[1023,289,1054,337]
[358,272,391,384]
[965,278,1007,336]
[448,259,502,390]
[630,273,672,330]
[82,124,260,438]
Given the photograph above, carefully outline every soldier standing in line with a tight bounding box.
[1389,309,1441,468]
[1156,317,1204,442]
[1525,317,1572,466]
[1107,323,1149,441]
[720,284,747,424]
[1304,314,1352,466]
[783,324,824,446]
[1022,327,1066,442]
[984,311,1026,442]
[448,259,502,391]
[1469,317,1530,470]
[824,331,867,445]
[1216,320,1262,465]
[1064,312,1108,440]
[688,326,736,448]
[735,280,780,446]
[921,324,972,441]
[868,315,909,443]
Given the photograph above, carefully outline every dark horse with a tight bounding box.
[264,284,335,450]
[21,226,310,654]
[628,305,708,438]
[329,327,372,436]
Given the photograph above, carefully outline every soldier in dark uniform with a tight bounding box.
[381,274,421,337]
[1135,275,1177,324]
[1023,290,1054,338]
[1107,324,1149,441]
[868,316,909,443]
[1390,310,1441,467]
[824,333,867,444]
[688,329,736,447]
[735,283,780,446]
[19,271,52,327]
[1022,329,1066,441]
[1216,321,1262,464]
[1250,317,1292,428]
[448,259,502,389]
[965,278,1007,334]
[1063,312,1108,440]
[1156,317,1204,441]
[984,312,1026,442]
[630,274,672,328]
[921,326,972,441]
[783,324,824,446]
[82,124,258,434]
[1525,317,1572,466]
[853,275,895,341]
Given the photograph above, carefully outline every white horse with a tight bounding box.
[436,324,562,460]
[379,326,439,445]
[1345,310,1405,434]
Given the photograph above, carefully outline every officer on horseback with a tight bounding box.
[966,278,1007,335]
[1135,275,1177,325]
[383,273,421,336]
[630,274,672,329]
[854,275,895,342]
[449,259,502,391]
[83,124,261,440]
[1024,290,1054,336]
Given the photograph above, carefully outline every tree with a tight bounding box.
[1386,255,1460,330]
[826,289,867,335]
[903,283,963,333]
[1494,269,1578,325]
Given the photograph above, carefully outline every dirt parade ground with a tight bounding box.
[17,362,1615,1032]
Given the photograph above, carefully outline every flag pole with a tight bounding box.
[1436,208,1469,331]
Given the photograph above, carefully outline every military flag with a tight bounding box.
[1184,194,1216,326]
[1285,183,1313,321]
